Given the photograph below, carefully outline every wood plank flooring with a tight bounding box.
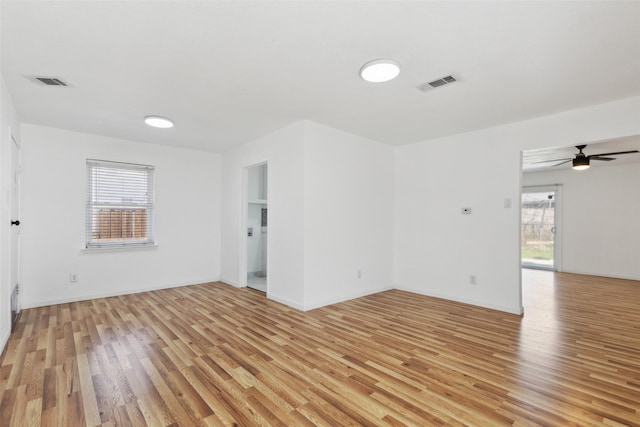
[1,270,640,426]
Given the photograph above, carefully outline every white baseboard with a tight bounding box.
[21,277,221,309]
[301,285,394,311]
[559,269,640,282]
[267,293,305,311]
[270,286,395,312]
[19,276,526,317]
[0,330,10,357]
[219,277,241,287]
[395,286,523,315]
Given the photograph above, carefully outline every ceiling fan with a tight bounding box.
[534,144,639,171]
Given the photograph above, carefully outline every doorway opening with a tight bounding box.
[245,162,268,292]
[521,185,561,271]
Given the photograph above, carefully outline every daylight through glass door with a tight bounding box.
[521,190,557,270]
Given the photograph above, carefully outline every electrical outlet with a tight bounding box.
[70,273,78,283]
[470,275,477,285]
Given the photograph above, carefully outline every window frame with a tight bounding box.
[85,159,156,249]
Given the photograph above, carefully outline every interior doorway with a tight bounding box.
[245,162,268,292]
[521,185,561,271]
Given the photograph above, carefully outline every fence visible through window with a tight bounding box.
[86,159,155,248]
[94,208,148,241]
[522,191,556,269]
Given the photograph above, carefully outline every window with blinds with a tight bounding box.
[86,159,155,248]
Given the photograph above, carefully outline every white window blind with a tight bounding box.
[86,159,155,248]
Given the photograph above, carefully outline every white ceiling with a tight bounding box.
[2,1,640,153]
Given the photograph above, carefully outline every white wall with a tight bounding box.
[221,122,306,308]
[395,96,640,314]
[19,124,221,308]
[221,120,395,311]
[303,121,394,309]
[247,164,267,201]
[395,136,522,313]
[0,74,21,350]
[524,163,640,280]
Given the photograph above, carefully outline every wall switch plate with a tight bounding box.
[70,273,78,283]
[247,227,253,237]
[462,207,472,215]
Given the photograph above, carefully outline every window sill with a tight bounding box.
[81,244,158,254]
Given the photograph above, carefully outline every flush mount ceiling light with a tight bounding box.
[359,59,400,83]
[144,115,174,128]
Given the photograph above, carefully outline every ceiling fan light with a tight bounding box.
[572,157,590,170]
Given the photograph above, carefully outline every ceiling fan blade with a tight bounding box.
[551,159,572,167]
[587,150,639,157]
[590,156,615,161]
[532,158,572,164]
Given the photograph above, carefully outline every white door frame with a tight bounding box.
[9,130,22,322]
[521,184,562,272]
[239,160,268,289]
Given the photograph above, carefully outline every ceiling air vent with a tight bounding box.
[417,75,457,92]
[28,76,68,86]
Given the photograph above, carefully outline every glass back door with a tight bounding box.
[522,189,557,270]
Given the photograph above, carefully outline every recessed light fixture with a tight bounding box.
[359,59,400,83]
[144,115,174,129]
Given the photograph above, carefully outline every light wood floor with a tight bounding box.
[1,270,639,426]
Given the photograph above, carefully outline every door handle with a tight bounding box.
[550,226,556,234]
[11,220,20,226]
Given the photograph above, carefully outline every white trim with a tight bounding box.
[395,286,524,315]
[21,278,220,309]
[274,284,523,314]
[9,130,22,317]
[301,286,394,311]
[240,160,269,290]
[267,293,305,311]
[522,184,562,193]
[517,155,523,316]
[559,270,640,282]
[220,278,241,287]
[239,167,249,287]
[0,330,10,356]
[81,243,159,254]
[554,185,563,272]
[522,184,562,272]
